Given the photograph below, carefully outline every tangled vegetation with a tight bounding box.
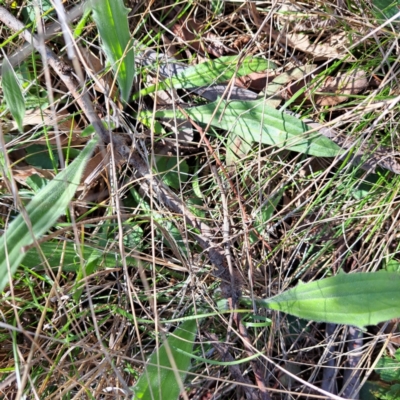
[1,0,400,398]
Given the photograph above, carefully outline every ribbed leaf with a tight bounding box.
[21,241,138,272]
[133,56,276,100]
[372,0,400,20]
[2,58,25,132]
[0,137,99,292]
[133,319,197,400]
[90,0,135,103]
[141,99,343,157]
[256,271,400,329]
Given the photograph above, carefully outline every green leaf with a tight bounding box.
[385,260,400,273]
[360,381,392,400]
[21,240,137,272]
[225,130,253,167]
[90,0,135,103]
[25,144,58,169]
[25,174,49,193]
[2,58,25,132]
[73,7,92,39]
[255,271,400,329]
[351,173,379,200]
[133,319,197,400]
[376,349,400,383]
[0,137,99,293]
[387,384,400,399]
[372,0,400,20]
[123,224,144,249]
[133,56,276,100]
[23,0,53,23]
[141,99,343,158]
[156,156,189,190]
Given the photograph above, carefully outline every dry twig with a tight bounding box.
[0,5,277,398]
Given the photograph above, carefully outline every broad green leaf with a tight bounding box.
[372,0,400,20]
[23,0,53,22]
[90,0,135,103]
[133,319,197,400]
[72,245,106,303]
[156,156,189,190]
[25,174,49,193]
[25,144,58,169]
[22,240,185,279]
[2,58,25,132]
[376,348,400,383]
[192,160,204,199]
[141,99,343,157]
[255,271,400,329]
[22,240,138,272]
[385,259,400,273]
[133,56,276,100]
[0,137,99,293]
[225,131,252,167]
[186,196,206,219]
[123,224,144,249]
[360,381,395,400]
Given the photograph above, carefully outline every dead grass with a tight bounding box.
[0,0,400,399]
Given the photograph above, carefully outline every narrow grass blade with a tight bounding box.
[142,99,343,157]
[211,0,224,14]
[133,319,197,400]
[90,0,135,103]
[133,56,276,100]
[0,137,99,293]
[73,7,92,38]
[255,271,400,329]
[2,57,25,132]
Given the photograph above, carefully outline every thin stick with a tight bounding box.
[0,2,85,71]
[0,7,278,398]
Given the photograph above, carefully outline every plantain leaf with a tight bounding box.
[141,99,343,158]
[21,240,138,272]
[90,0,135,103]
[25,144,58,169]
[156,156,189,190]
[133,319,197,400]
[133,56,276,100]
[0,137,99,293]
[2,57,25,132]
[371,0,400,20]
[255,271,400,329]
